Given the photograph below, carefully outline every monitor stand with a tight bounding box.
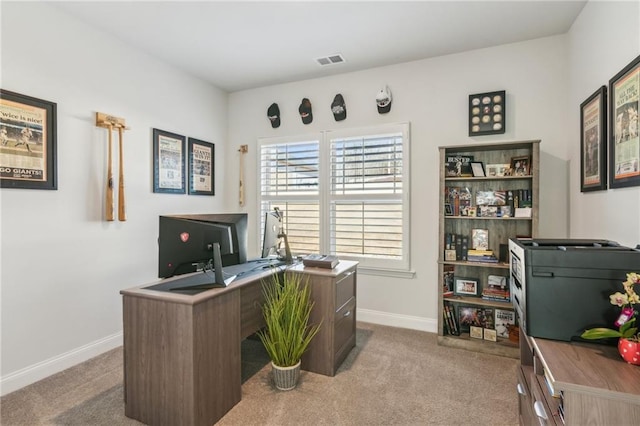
[169,243,236,292]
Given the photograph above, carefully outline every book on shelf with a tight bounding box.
[443,265,454,296]
[458,306,494,332]
[494,308,516,338]
[461,235,469,261]
[444,303,459,335]
[468,254,499,263]
[458,187,472,216]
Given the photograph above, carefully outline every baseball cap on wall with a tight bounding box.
[267,103,280,128]
[299,98,313,124]
[376,86,392,114]
[331,94,346,121]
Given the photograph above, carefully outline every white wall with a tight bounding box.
[0,2,230,394]
[228,36,571,331]
[567,1,640,247]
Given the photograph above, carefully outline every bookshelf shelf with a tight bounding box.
[438,140,540,359]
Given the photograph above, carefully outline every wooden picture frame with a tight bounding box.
[454,277,479,296]
[188,137,214,196]
[469,90,505,136]
[609,54,640,189]
[485,163,511,177]
[580,86,608,192]
[153,128,186,194]
[510,155,530,176]
[0,89,57,190]
[471,161,485,177]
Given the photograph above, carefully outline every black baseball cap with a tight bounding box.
[267,103,280,128]
[331,94,346,121]
[299,98,313,124]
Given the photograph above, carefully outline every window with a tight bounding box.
[259,123,410,272]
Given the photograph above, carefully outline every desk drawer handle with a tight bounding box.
[343,310,351,318]
[533,401,548,421]
[516,383,526,396]
[337,271,355,283]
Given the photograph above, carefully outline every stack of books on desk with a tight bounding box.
[467,249,499,263]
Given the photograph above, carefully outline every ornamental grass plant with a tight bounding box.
[257,271,321,367]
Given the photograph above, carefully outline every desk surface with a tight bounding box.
[120,259,358,306]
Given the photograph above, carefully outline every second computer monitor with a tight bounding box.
[262,210,281,258]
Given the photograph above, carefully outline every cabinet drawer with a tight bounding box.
[530,372,559,426]
[334,297,356,358]
[517,367,534,426]
[335,269,356,311]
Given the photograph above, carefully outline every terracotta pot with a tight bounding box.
[617,338,640,365]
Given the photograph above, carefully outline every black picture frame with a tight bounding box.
[454,276,479,297]
[0,89,57,190]
[609,54,640,189]
[444,203,453,216]
[188,137,215,196]
[153,128,186,194]
[580,86,607,192]
[471,162,485,177]
[469,90,506,136]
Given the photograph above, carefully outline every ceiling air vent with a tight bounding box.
[315,53,346,66]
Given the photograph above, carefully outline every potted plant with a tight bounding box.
[257,271,321,390]
[581,272,640,365]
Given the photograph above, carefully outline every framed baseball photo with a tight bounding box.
[188,137,214,196]
[0,89,57,190]
[580,86,607,192]
[153,128,186,194]
[609,54,640,189]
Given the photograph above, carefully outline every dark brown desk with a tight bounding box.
[121,260,357,426]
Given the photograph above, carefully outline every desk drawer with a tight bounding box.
[335,269,356,312]
[334,297,356,362]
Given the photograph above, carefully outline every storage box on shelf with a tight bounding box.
[437,140,540,358]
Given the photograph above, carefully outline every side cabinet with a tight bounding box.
[292,260,358,377]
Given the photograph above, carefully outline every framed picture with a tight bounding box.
[470,326,483,339]
[609,54,640,189]
[457,306,493,332]
[471,162,485,177]
[153,128,186,194]
[580,86,608,192]
[454,277,479,296]
[469,90,505,136]
[510,155,530,176]
[485,163,511,177]
[0,89,57,190]
[444,203,453,216]
[188,137,214,196]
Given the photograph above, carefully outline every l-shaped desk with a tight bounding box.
[120,260,358,426]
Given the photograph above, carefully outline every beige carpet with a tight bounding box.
[1,322,518,425]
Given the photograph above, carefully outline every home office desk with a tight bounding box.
[120,260,357,426]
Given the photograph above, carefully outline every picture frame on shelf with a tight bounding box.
[0,89,57,190]
[608,54,640,189]
[470,326,483,339]
[471,161,485,177]
[444,203,453,216]
[510,155,531,176]
[469,90,506,136]
[483,328,497,342]
[485,163,511,177]
[445,155,474,177]
[580,86,607,192]
[454,277,479,296]
[153,128,186,194]
[187,137,214,196]
[471,228,489,250]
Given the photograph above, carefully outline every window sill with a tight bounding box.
[357,266,416,279]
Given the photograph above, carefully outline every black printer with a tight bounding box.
[509,238,640,342]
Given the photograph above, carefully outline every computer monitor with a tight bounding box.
[158,214,248,278]
[262,210,281,258]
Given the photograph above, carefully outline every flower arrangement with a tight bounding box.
[581,272,639,342]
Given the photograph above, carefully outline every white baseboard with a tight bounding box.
[357,308,437,333]
[0,331,123,397]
